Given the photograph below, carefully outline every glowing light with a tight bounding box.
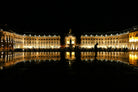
[51,46,54,48]
[0,66,3,70]
[69,61,71,65]
[66,52,70,56]
[72,41,75,44]
[129,37,138,42]
[23,46,32,48]
[0,29,3,31]
[67,41,69,44]
[72,52,75,56]
[135,55,137,58]
[129,53,138,65]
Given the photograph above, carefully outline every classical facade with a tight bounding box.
[0,30,60,51]
[80,30,138,50]
[1,26,138,51]
[81,32,129,49]
[65,29,76,48]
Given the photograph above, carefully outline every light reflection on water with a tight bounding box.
[81,52,138,66]
[81,52,129,63]
[0,52,61,69]
[0,51,138,69]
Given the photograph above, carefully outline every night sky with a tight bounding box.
[1,1,138,36]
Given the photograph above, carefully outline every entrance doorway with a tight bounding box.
[65,29,76,48]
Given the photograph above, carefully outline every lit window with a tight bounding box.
[72,41,75,44]
[66,52,70,55]
[67,41,69,44]
[72,52,75,55]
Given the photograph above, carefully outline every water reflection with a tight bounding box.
[65,52,76,66]
[65,52,75,60]
[81,52,138,66]
[129,52,138,66]
[0,52,60,69]
[1,51,138,69]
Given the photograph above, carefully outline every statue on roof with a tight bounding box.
[69,29,72,34]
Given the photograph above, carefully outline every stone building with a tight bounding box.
[0,30,60,51]
[1,27,138,51]
[81,32,129,49]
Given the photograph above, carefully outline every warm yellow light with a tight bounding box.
[67,41,69,44]
[129,37,138,42]
[129,54,138,60]
[87,46,92,48]
[72,52,75,56]
[23,46,32,48]
[129,53,138,66]
[66,52,70,56]
[72,41,74,44]
[51,46,54,48]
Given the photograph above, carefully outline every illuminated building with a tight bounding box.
[0,30,60,51]
[81,32,130,49]
[80,28,138,50]
[1,26,138,51]
[65,29,76,48]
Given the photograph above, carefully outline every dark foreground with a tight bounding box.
[0,59,138,88]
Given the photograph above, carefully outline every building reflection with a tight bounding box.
[1,51,138,69]
[0,52,60,69]
[129,52,138,66]
[81,52,138,66]
[65,52,76,66]
[65,52,75,60]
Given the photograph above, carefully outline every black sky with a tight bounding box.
[1,1,138,35]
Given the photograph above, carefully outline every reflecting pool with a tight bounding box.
[1,51,138,69]
[1,51,138,85]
